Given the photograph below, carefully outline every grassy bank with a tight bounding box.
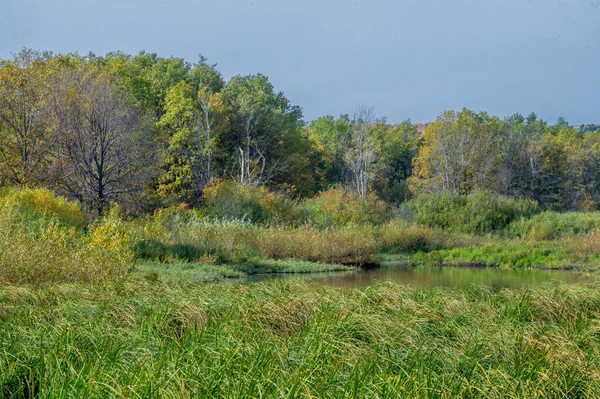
[133,259,354,284]
[3,280,600,397]
[415,232,600,271]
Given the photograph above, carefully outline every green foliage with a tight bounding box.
[372,120,419,204]
[308,115,352,184]
[155,82,229,205]
[301,188,389,228]
[508,211,600,240]
[0,50,54,185]
[202,183,391,228]
[407,191,539,235]
[3,50,600,215]
[3,280,600,397]
[202,179,300,225]
[410,109,503,195]
[415,230,600,269]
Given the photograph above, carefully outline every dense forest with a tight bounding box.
[2,49,599,217]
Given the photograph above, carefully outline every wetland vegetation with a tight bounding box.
[3,50,600,397]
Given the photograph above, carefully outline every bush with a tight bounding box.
[0,187,85,229]
[378,221,440,252]
[301,189,389,228]
[407,191,539,235]
[203,179,301,225]
[198,182,390,229]
[508,211,600,240]
[0,190,133,284]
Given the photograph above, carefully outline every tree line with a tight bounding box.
[1,50,598,215]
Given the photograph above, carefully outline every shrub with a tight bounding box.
[203,179,301,225]
[407,191,539,235]
[301,189,389,228]
[378,221,440,252]
[0,187,85,229]
[86,206,136,274]
[508,211,600,240]
[0,191,133,284]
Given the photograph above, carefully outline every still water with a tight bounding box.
[248,265,600,289]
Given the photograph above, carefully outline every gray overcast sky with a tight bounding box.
[1,0,599,123]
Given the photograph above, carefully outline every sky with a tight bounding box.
[1,0,599,124]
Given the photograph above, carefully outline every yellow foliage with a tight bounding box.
[0,187,85,228]
[0,190,133,284]
[303,189,389,228]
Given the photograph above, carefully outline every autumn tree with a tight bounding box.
[410,109,502,195]
[52,67,153,214]
[0,50,55,185]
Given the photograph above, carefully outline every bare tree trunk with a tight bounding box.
[198,96,213,187]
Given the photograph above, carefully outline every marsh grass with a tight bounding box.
[235,258,354,275]
[414,237,600,270]
[138,213,379,266]
[377,220,482,254]
[132,259,353,284]
[2,280,600,397]
[132,261,245,283]
[508,211,600,240]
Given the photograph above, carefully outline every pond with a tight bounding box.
[248,264,600,289]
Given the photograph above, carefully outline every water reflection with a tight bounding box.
[248,265,600,289]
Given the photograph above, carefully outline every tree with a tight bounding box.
[372,120,419,204]
[498,113,545,198]
[345,105,380,197]
[410,109,502,195]
[222,74,302,187]
[308,114,351,186]
[52,67,152,214]
[156,82,229,205]
[96,51,190,119]
[0,50,54,185]
[189,55,225,94]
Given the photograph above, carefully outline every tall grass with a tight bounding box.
[2,280,600,397]
[377,220,482,254]
[137,210,379,266]
[0,187,86,229]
